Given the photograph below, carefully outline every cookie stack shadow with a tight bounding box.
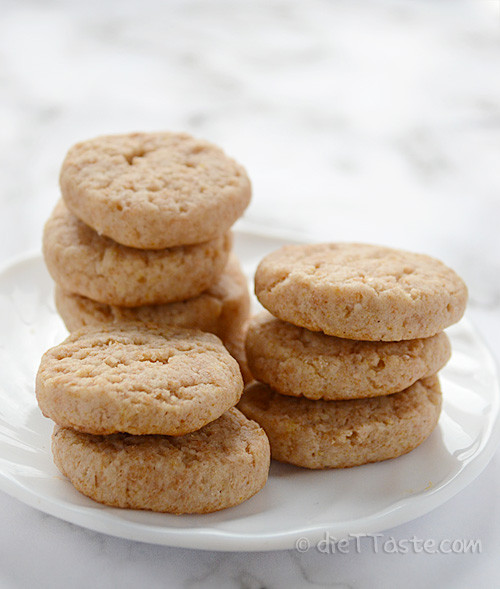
[35,132,271,513]
[238,242,468,469]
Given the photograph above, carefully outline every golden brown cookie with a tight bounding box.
[255,243,467,341]
[245,312,450,399]
[36,324,243,436]
[237,377,442,469]
[54,254,250,337]
[43,200,231,307]
[60,132,251,249]
[51,408,270,514]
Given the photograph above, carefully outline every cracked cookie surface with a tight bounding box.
[60,131,251,249]
[36,324,243,435]
[237,376,442,469]
[51,408,270,513]
[255,242,467,341]
[245,312,450,399]
[43,200,232,306]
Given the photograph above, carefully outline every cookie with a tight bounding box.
[51,408,270,514]
[204,254,251,342]
[54,254,250,338]
[237,377,442,469]
[255,243,467,341]
[60,132,251,249]
[43,200,231,307]
[36,324,243,436]
[245,312,450,399]
[223,320,254,385]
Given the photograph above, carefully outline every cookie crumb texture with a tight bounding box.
[60,132,251,249]
[238,377,442,469]
[36,324,243,436]
[43,201,232,306]
[51,408,270,514]
[245,312,451,399]
[255,243,468,341]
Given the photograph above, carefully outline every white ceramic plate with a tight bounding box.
[0,229,499,552]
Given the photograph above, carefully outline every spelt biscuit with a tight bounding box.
[60,131,251,249]
[51,408,270,514]
[245,312,451,399]
[223,319,254,385]
[36,324,243,436]
[54,254,250,337]
[43,200,232,307]
[204,254,251,342]
[237,377,442,469]
[255,243,468,341]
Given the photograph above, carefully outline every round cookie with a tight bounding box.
[237,377,442,469]
[255,242,468,341]
[54,254,250,337]
[43,200,232,307]
[60,131,251,249]
[51,408,270,514]
[36,324,243,436]
[245,312,451,400]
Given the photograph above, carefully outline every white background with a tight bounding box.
[0,1,499,587]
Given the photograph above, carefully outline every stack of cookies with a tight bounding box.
[36,324,270,513]
[43,132,253,378]
[36,131,272,513]
[238,243,468,469]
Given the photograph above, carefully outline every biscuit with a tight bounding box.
[54,254,250,338]
[43,201,231,307]
[255,243,467,341]
[237,377,442,469]
[245,312,450,399]
[223,320,254,385]
[36,324,243,436]
[204,254,251,342]
[60,132,251,249]
[51,408,270,514]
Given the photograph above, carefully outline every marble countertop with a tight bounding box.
[0,1,499,587]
